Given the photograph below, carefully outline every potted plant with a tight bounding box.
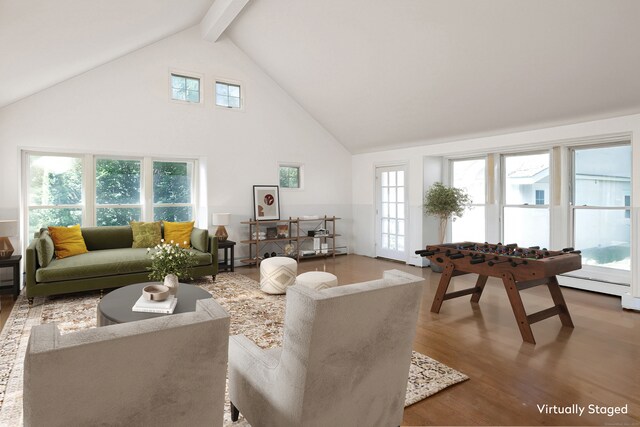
[148,240,198,295]
[423,182,471,270]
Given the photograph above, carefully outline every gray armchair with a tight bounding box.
[24,298,230,427]
[228,269,424,427]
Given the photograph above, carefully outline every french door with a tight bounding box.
[375,165,408,261]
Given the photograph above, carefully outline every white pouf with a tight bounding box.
[295,271,338,291]
[260,257,298,294]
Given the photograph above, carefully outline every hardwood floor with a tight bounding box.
[2,255,638,426]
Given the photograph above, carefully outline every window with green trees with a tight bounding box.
[279,164,302,189]
[25,153,197,236]
[28,155,83,237]
[153,161,194,222]
[95,158,142,226]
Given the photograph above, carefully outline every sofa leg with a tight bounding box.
[28,297,34,306]
[212,275,216,282]
[230,402,239,422]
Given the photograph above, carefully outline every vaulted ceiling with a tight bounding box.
[2,0,640,154]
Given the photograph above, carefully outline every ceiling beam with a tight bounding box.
[201,0,251,42]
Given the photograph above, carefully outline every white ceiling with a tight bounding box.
[226,0,640,153]
[0,0,213,108]
[2,0,640,154]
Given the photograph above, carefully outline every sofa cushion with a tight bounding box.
[163,221,194,247]
[36,230,55,268]
[35,248,212,283]
[81,226,134,250]
[48,225,88,259]
[191,228,208,253]
[130,221,162,248]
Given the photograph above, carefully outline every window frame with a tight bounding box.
[500,149,552,247]
[94,156,144,226]
[151,158,197,222]
[278,162,304,190]
[569,142,631,277]
[22,150,199,240]
[448,156,487,243]
[169,70,204,105]
[214,79,243,111]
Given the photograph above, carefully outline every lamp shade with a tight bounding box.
[0,220,17,237]
[211,213,231,226]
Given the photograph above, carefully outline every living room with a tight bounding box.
[1,1,639,426]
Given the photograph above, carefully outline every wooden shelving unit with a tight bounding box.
[240,216,342,266]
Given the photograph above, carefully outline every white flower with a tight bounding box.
[161,239,164,243]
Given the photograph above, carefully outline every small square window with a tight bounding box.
[279,164,302,189]
[171,74,200,103]
[216,81,241,109]
[535,189,545,205]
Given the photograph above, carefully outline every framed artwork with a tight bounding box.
[253,185,280,221]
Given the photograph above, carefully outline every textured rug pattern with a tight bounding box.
[0,272,468,425]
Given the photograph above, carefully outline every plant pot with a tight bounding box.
[163,273,179,296]
[430,261,444,273]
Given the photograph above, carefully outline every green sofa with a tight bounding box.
[25,225,218,305]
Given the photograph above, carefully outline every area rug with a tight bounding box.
[0,272,468,425]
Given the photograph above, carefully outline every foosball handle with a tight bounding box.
[449,253,465,260]
[470,257,486,265]
[562,247,574,252]
[415,249,434,256]
[570,250,581,254]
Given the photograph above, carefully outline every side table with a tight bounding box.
[0,255,22,300]
[218,240,236,272]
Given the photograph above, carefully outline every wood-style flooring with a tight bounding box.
[2,255,639,426]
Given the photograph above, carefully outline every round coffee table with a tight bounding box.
[97,282,212,326]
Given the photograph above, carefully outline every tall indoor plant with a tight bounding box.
[423,182,472,245]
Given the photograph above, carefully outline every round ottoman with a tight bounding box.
[295,271,338,291]
[260,257,298,294]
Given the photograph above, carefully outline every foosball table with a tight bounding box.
[415,242,582,344]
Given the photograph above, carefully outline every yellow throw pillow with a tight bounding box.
[48,224,88,259]
[163,221,195,248]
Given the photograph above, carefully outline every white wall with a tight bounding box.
[352,113,640,307]
[0,26,352,261]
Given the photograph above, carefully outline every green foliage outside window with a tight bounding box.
[279,166,300,188]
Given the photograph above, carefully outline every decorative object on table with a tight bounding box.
[142,284,170,301]
[284,243,295,256]
[212,213,231,242]
[266,227,277,239]
[276,224,289,238]
[0,220,17,259]
[148,241,198,296]
[253,185,280,220]
[132,294,178,314]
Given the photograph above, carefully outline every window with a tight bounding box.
[451,158,486,242]
[27,154,83,237]
[171,73,200,103]
[502,152,550,248]
[535,190,545,205]
[572,144,631,271]
[153,161,194,222]
[279,164,302,189]
[95,158,142,226]
[24,152,198,237]
[215,81,241,109]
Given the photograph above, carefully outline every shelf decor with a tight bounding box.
[253,185,280,220]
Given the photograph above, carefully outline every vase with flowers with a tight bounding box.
[148,240,198,296]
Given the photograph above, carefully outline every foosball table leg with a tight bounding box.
[430,262,455,313]
[547,276,574,328]
[470,275,488,303]
[501,272,537,344]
